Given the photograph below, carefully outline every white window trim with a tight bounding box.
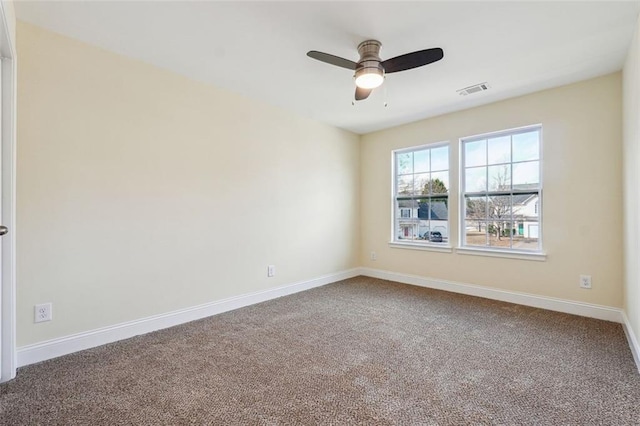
[458,124,544,256]
[456,246,546,261]
[391,141,451,248]
[389,241,454,253]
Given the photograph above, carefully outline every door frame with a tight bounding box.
[0,1,16,383]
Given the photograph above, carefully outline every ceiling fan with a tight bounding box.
[307,40,444,101]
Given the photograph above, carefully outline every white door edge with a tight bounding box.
[0,1,16,383]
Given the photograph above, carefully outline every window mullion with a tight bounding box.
[485,143,489,247]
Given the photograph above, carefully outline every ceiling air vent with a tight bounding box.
[457,82,490,96]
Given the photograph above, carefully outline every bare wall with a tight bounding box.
[361,73,623,307]
[16,22,360,346]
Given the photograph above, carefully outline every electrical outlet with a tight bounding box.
[34,303,52,323]
[267,265,275,277]
[370,251,377,261]
[579,275,592,289]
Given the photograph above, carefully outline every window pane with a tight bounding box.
[429,196,449,221]
[397,199,416,214]
[488,195,512,220]
[414,149,429,173]
[465,140,486,167]
[488,164,511,191]
[431,146,449,171]
[397,175,413,195]
[465,166,486,192]
[513,194,539,221]
[512,221,539,251]
[418,198,449,243]
[418,198,449,221]
[488,136,510,165]
[396,199,418,241]
[488,221,513,248]
[397,152,413,175]
[512,161,539,188]
[414,173,430,196]
[431,225,448,242]
[465,220,487,247]
[465,195,487,220]
[430,171,449,194]
[417,200,429,220]
[513,131,539,162]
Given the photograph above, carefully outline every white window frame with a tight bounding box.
[458,124,545,260]
[390,142,452,252]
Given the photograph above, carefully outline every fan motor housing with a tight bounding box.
[356,40,385,78]
[357,40,382,62]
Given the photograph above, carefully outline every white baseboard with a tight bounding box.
[17,268,360,368]
[622,311,640,373]
[360,267,624,323]
[17,267,636,372]
[361,268,640,371]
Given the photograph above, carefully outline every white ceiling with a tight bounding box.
[15,1,640,134]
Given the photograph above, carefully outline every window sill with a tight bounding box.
[389,241,453,253]
[455,247,546,261]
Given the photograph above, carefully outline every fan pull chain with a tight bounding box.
[383,78,389,107]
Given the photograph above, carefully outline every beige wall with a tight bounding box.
[15,19,628,350]
[361,73,623,307]
[16,22,360,346]
[623,16,640,344]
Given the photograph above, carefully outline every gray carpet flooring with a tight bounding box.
[1,276,639,425]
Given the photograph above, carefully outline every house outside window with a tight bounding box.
[393,143,449,244]
[461,125,542,252]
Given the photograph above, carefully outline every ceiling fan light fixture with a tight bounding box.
[355,66,384,89]
[307,39,444,101]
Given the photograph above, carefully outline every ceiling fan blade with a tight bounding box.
[355,87,372,101]
[307,51,357,70]
[381,48,444,74]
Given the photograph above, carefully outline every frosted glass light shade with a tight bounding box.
[355,68,384,89]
